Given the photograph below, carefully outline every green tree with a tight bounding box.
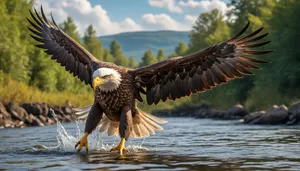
[28,48,58,91]
[35,66,57,92]
[60,16,80,42]
[110,40,128,66]
[83,25,103,60]
[140,50,157,67]
[245,0,300,110]
[119,56,128,67]
[0,0,32,83]
[168,52,177,58]
[103,49,114,63]
[175,42,187,56]
[188,9,231,53]
[59,16,80,47]
[128,56,137,68]
[229,0,276,32]
[156,49,167,61]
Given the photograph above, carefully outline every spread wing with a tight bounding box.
[27,6,100,86]
[131,22,272,105]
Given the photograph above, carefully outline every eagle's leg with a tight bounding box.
[75,102,103,153]
[75,132,89,153]
[110,106,133,155]
[110,138,128,155]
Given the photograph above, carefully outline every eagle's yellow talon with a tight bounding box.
[110,138,129,155]
[75,132,89,153]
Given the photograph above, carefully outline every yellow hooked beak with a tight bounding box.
[92,76,106,89]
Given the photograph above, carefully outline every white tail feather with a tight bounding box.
[73,105,92,119]
[133,124,142,137]
[143,121,155,135]
[139,112,164,130]
[73,105,92,113]
[144,113,168,124]
[139,124,150,137]
[99,119,110,132]
[107,121,119,136]
[129,109,167,138]
[77,114,89,120]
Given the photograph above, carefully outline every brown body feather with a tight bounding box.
[94,66,135,121]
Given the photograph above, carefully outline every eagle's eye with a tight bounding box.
[102,74,112,79]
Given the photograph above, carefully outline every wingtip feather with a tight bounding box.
[50,12,59,28]
[40,5,49,24]
[227,21,250,42]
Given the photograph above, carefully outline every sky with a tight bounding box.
[34,0,232,36]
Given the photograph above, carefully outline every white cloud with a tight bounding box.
[34,0,142,36]
[33,0,231,35]
[184,15,197,26]
[179,0,232,15]
[142,13,190,31]
[148,0,183,13]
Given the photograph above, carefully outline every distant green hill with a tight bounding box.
[98,31,189,62]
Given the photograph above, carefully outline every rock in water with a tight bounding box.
[62,105,73,115]
[22,103,43,116]
[39,103,49,116]
[242,111,266,124]
[228,104,248,118]
[0,113,5,128]
[0,102,11,120]
[216,104,248,120]
[0,101,77,128]
[26,114,44,127]
[38,115,48,125]
[243,105,288,124]
[50,106,64,116]
[10,110,23,121]
[287,102,300,125]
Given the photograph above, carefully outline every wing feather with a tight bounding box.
[27,6,101,86]
[131,22,272,105]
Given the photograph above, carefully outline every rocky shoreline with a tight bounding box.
[0,102,76,128]
[153,102,300,125]
[1,101,300,129]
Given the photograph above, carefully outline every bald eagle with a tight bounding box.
[27,7,272,155]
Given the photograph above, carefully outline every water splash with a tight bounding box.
[33,108,148,153]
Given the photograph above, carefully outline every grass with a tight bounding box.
[0,74,93,107]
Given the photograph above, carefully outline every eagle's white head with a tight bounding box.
[92,68,122,92]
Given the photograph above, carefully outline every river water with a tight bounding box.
[1,116,300,170]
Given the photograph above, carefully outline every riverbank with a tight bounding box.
[1,101,300,129]
[0,102,75,128]
[153,102,300,125]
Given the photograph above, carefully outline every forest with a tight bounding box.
[0,0,299,112]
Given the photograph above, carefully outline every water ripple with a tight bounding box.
[1,116,300,170]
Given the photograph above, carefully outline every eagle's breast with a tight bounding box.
[95,70,134,121]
